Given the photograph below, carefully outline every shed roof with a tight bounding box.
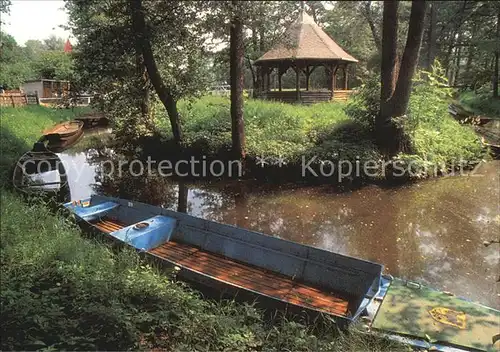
[23,79,70,83]
[255,11,358,64]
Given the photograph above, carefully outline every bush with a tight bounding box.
[458,90,500,118]
[344,63,485,178]
[153,96,356,163]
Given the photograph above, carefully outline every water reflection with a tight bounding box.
[58,132,500,309]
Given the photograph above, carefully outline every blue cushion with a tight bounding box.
[110,215,177,250]
[71,201,119,220]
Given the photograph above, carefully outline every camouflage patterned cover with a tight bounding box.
[371,278,500,352]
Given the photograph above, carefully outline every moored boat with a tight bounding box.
[64,195,500,352]
[34,120,84,152]
[43,120,84,139]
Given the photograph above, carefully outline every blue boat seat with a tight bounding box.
[73,201,119,221]
[110,215,177,251]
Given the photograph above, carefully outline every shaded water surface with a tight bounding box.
[59,130,500,309]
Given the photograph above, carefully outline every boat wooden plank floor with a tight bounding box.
[150,242,350,317]
[92,217,350,317]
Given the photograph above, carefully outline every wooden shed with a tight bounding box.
[22,79,70,99]
[254,11,358,104]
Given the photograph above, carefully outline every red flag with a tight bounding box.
[64,39,73,53]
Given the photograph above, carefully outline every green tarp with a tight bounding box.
[372,278,500,352]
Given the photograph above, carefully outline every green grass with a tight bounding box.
[149,92,484,180]
[458,91,500,118]
[150,96,382,173]
[344,69,486,178]
[0,106,405,350]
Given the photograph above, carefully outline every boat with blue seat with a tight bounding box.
[65,195,500,352]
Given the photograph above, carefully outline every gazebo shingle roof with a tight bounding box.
[255,11,358,64]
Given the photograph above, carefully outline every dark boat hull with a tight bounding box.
[34,127,84,153]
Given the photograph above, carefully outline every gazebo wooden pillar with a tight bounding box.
[294,65,300,101]
[253,10,358,104]
[343,65,349,90]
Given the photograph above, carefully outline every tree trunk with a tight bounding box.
[251,25,259,95]
[465,24,476,87]
[363,1,382,51]
[453,35,462,86]
[494,11,499,98]
[230,0,245,160]
[135,53,149,119]
[444,33,455,82]
[177,182,188,213]
[377,0,427,156]
[425,1,437,69]
[378,0,399,127]
[130,0,183,145]
[391,0,427,118]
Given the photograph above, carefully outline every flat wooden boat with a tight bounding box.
[43,120,84,139]
[35,120,84,153]
[65,195,500,352]
[65,195,383,323]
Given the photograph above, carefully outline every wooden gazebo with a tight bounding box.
[254,11,358,104]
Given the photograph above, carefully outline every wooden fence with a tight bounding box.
[0,93,30,107]
[332,90,355,101]
[0,92,93,107]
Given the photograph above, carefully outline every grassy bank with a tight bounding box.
[164,96,382,165]
[141,90,485,181]
[1,106,404,350]
[458,90,500,118]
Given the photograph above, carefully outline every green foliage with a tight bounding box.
[423,1,500,89]
[152,96,374,165]
[322,1,380,84]
[66,0,211,140]
[345,64,485,178]
[458,91,500,118]
[30,51,74,80]
[0,31,74,88]
[402,63,484,172]
[0,32,33,88]
[0,0,10,23]
[344,76,381,131]
[42,35,65,51]
[406,62,453,130]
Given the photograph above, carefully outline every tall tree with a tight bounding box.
[0,32,32,88]
[424,1,437,70]
[67,0,208,142]
[43,35,65,51]
[230,0,245,160]
[130,0,182,145]
[494,10,499,98]
[377,0,427,155]
[361,1,382,51]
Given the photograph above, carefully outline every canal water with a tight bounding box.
[58,129,500,309]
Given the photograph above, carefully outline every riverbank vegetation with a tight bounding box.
[458,90,500,118]
[127,67,483,181]
[0,106,405,350]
